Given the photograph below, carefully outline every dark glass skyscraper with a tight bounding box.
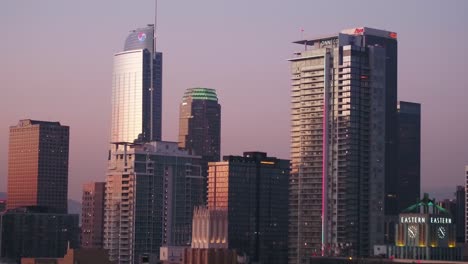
[111,25,162,145]
[396,101,421,212]
[208,152,290,264]
[455,185,465,243]
[7,119,69,213]
[289,27,397,262]
[178,87,221,162]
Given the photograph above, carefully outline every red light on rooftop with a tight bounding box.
[389,32,397,39]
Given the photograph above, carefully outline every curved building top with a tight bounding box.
[182,88,218,102]
[124,25,154,52]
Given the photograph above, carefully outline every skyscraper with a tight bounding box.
[178,87,221,162]
[103,142,203,264]
[455,185,465,243]
[208,152,290,264]
[111,25,162,145]
[465,166,468,243]
[81,182,105,249]
[289,27,397,262]
[396,101,421,212]
[7,119,69,213]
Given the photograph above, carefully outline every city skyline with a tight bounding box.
[1,0,468,201]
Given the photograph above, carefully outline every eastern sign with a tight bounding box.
[400,216,427,224]
[430,217,452,224]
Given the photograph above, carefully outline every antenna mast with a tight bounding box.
[149,0,157,141]
[154,0,157,52]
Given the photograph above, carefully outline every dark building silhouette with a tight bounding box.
[455,185,465,243]
[0,206,79,262]
[385,102,421,244]
[178,87,221,162]
[0,200,6,213]
[81,182,105,249]
[396,101,421,212]
[7,119,69,213]
[208,152,290,264]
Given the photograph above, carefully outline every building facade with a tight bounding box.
[103,141,203,264]
[396,101,421,212]
[208,152,290,264]
[289,27,397,262]
[0,207,79,262]
[111,25,163,145]
[191,206,228,249]
[7,120,69,213]
[81,182,105,249]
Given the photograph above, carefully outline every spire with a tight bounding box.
[154,0,157,53]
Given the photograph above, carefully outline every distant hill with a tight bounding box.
[0,192,81,216]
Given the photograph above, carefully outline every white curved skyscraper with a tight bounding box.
[111,25,162,145]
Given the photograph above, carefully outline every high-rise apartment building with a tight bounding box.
[178,87,221,162]
[7,119,69,213]
[111,25,163,145]
[103,142,203,264]
[81,182,105,249]
[289,27,397,262]
[396,101,421,212]
[208,152,290,264]
[455,185,465,243]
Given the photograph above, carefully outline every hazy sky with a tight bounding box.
[1,0,467,201]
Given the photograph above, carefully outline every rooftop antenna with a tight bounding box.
[149,0,157,141]
[301,28,307,51]
[154,0,157,52]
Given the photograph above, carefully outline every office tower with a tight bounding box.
[104,142,203,264]
[289,27,397,262]
[81,182,105,249]
[7,119,69,213]
[111,25,163,145]
[208,152,290,264]
[455,186,465,242]
[178,87,221,162]
[396,101,421,212]
[0,206,79,261]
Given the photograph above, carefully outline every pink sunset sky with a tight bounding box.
[1,0,467,200]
